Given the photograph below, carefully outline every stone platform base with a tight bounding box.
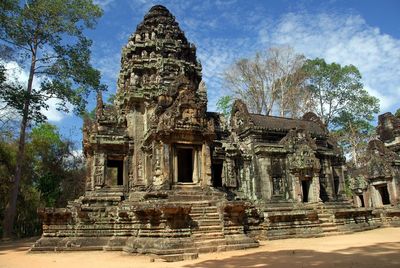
[32,190,400,261]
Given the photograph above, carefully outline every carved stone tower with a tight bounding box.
[84,5,214,193]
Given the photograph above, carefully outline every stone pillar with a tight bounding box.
[242,156,254,199]
[85,155,94,191]
[123,155,129,188]
[194,148,199,183]
[294,175,302,202]
[333,166,347,200]
[152,141,167,189]
[370,185,382,208]
[389,179,397,206]
[201,143,212,187]
[162,143,171,186]
[93,153,105,188]
[309,173,321,203]
[257,156,272,201]
[324,158,334,200]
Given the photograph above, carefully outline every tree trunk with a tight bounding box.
[2,48,36,239]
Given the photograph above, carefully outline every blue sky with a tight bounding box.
[13,0,400,146]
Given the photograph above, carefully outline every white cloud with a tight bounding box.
[93,0,116,9]
[259,12,400,113]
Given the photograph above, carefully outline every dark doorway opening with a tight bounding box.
[377,185,390,205]
[212,163,223,187]
[319,176,329,202]
[358,195,365,207]
[106,159,124,186]
[334,176,340,196]
[177,148,193,183]
[302,180,310,202]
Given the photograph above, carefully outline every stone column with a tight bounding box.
[370,185,382,208]
[201,143,212,187]
[162,143,171,187]
[324,158,334,200]
[293,174,302,202]
[85,155,94,191]
[309,173,321,203]
[257,156,272,201]
[192,148,199,183]
[93,153,105,188]
[123,155,129,188]
[389,179,397,206]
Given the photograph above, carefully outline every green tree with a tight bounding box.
[29,124,67,206]
[395,108,400,118]
[302,58,379,128]
[0,0,104,238]
[1,123,85,237]
[333,115,375,167]
[216,95,233,118]
[302,58,379,166]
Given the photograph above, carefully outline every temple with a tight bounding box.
[32,5,400,261]
[348,113,400,208]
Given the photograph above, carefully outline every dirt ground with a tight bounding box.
[1,227,399,268]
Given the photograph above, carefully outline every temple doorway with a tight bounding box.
[301,180,311,202]
[357,195,365,207]
[376,184,390,205]
[106,159,124,186]
[319,176,329,202]
[212,162,223,187]
[177,148,193,183]
[333,176,340,197]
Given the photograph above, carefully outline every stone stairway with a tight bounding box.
[188,200,227,253]
[317,211,340,236]
[170,189,259,254]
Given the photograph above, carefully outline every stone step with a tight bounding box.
[194,238,226,246]
[320,222,336,227]
[197,244,226,254]
[196,219,223,226]
[190,214,220,221]
[191,207,218,213]
[193,225,223,233]
[192,232,225,240]
[225,242,259,251]
[156,252,199,262]
[318,213,333,217]
[190,203,218,207]
[321,231,343,237]
[321,226,339,232]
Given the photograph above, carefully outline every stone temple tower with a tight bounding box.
[84,5,214,193]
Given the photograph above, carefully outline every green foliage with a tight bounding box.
[107,93,116,104]
[0,0,105,122]
[0,123,85,237]
[302,58,379,128]
[303,58,379,166]
[216,95,233,118]
[395,108,400,118]
[28,123,69,207]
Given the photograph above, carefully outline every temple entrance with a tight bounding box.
[319,176,329,202]
[177,148,193,183]
[333,176,340,197]
[376,184,390,205]
[106,159,124,186]
[301,180,310,202]
[212,163,223,187]
[357,195,365,207]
